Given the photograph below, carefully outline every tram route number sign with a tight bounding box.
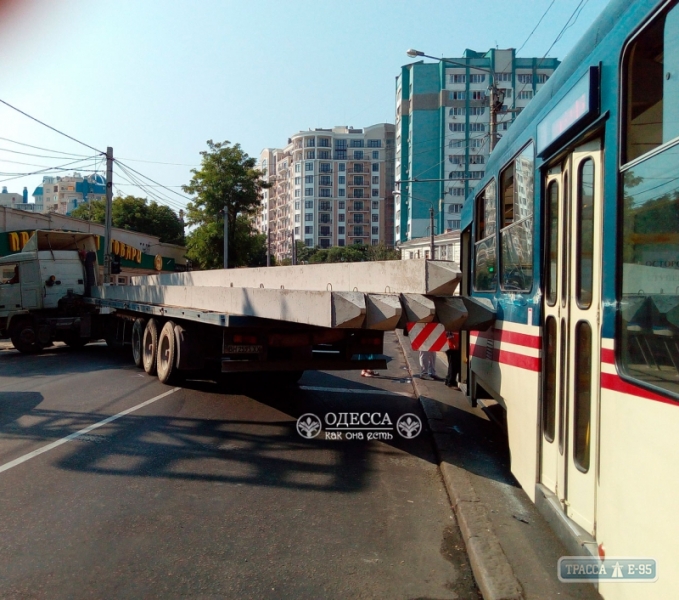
[558,557,657,583]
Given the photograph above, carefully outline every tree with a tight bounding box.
[365,242,400,261]
[183,140,270,269]
[70,195,185,245]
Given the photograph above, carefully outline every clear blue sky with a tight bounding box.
[0,0,610,214]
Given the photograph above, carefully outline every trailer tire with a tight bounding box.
[10,318,43,354]
[157,320,177,384]
[142,318,160,375]
[131,318,146,368]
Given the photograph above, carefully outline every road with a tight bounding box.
[0,335,479,599]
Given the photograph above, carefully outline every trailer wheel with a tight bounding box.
[142,318,160,375]
[10,318,43,354]
[157,320,177,384]
[131,318,146,368]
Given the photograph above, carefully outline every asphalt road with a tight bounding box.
[0,335,479,599]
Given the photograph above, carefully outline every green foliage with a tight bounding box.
[70,195,185,245]
[365,242,400,261]
[182,140,270,269]
[293,241,400,265]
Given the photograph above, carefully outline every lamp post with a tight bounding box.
[406,49,505,152]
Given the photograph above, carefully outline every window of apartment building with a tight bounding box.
[471,138,485,148]
[306,151,315,159]
[518,90,533,100]
[295,227,300,235]
[448,203,463,213]
[305,200,313,209]
[471,91,485,100]
[449,155,464,164]
[469,74,486,83]
[449,91,466,100]
[450,123,465,132]
[338,213,345,222]
[450,139,464,148]
[367,139,381,148]
[469,106,485,116]
[305,175,313,183]
[318,150,330,159]
[305,162,313,171]
[371,201,379,210]
[294,176,301,185]
[469,171,484,179]
[469,155,485,165]
[536,74,549,83]
[295,163,301,173]
[371,163,379,172]
[305,213,313,222]
[449,170,466,179]
[305,226,313,235]
[517,74,532,84]
[305,238,313,246]
[448,219,461,229]
[319,163,331,173]
[335,150,347,160]
[372,176,379,185]
[294,190,301,197]
[353,200,364,211]
[338,163,345,172]
[320,238,331,249]
[354,226,364,236]
[306,137,316,147]
[350,139,364,148]
[371,189,379,197]
[319,175,331,186]
[353,150,364,159]
[372,214,379,222]
[496,72,512,82]
[498,121,510,131]
[338,239,345,247]
[451,187,466,197]
[305,188,313,196]
[338,201,345,210]
[294,201,301,210]
[319,201,331,211]
[338,176,345,184]
[372,151,379,159]
[450,107,465,116]
[295,214,300,223]
[335,139,347,149]
[469,123,485,132]
[450,74,466,84]
[352,189,364,199]
[338,189,345,197]
[318,138,330,147]
[352,163,363,173]
[353,175,364,185]
[354,214,364,225]
[338,226,345,235]
[319,188,331,197]
[372,227,379,235]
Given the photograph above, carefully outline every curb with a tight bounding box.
[396,330,523,600]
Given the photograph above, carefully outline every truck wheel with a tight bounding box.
[142,318,160,375]
[131,318,146,368]
[10,319,43,354]
[157,320,177,384]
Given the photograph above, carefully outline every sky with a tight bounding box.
[0,0,611,215]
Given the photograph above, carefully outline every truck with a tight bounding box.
[1,230,493,386]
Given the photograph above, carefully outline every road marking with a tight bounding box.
[299,385,413,398]
[0,387,180,475]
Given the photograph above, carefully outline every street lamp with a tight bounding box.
[405,49,503,151]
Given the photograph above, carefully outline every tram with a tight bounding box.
[460,0,679,597]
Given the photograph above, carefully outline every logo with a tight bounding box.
[396,414,423,439]
[558,557,657,583]
[296,413,322,439]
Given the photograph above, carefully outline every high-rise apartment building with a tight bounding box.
[395,48,559,245]
[258,124,395,262]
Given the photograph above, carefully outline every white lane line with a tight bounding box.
[299,385,413,398]
[0,387,181,475]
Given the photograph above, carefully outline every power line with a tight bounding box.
[114,163,187,212]
[0,156,100,184]
[115,159,192,202]
[0,99,104,155]
[0,136,92,158]
[516,0,556,55]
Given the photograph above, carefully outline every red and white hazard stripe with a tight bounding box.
[407,322,448,351]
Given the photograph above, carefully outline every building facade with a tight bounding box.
[32,172,106,215]
[258,124,395,262]
[395,48,559,243]
[0,186,42,213]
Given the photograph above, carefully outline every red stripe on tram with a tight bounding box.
[600,373,678,407]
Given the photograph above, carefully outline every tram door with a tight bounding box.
[540,139,602,537]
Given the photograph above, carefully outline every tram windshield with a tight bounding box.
[620,2,679,397]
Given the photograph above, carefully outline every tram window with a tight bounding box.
[542,316,557,442]
[546,182,559,306]
[474,180,497,291]
[576,159,594,308]
[558,318,567,455]
[620,0,679,400]
[573,321,592,473]
[561,172,569,308]
[624,2,679,163]
[500,143,534,291]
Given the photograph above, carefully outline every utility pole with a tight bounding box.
[104,147,113,284]
[489,84,498,152]
[291,231,296,265]
[429,205,435,260]
[223,207,229,269]
[267,227,271,267]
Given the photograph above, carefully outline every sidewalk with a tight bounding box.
[395,330,600,600]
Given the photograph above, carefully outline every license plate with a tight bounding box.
[225,345,263,354]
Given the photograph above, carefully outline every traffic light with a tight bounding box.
[111,255,121,275]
